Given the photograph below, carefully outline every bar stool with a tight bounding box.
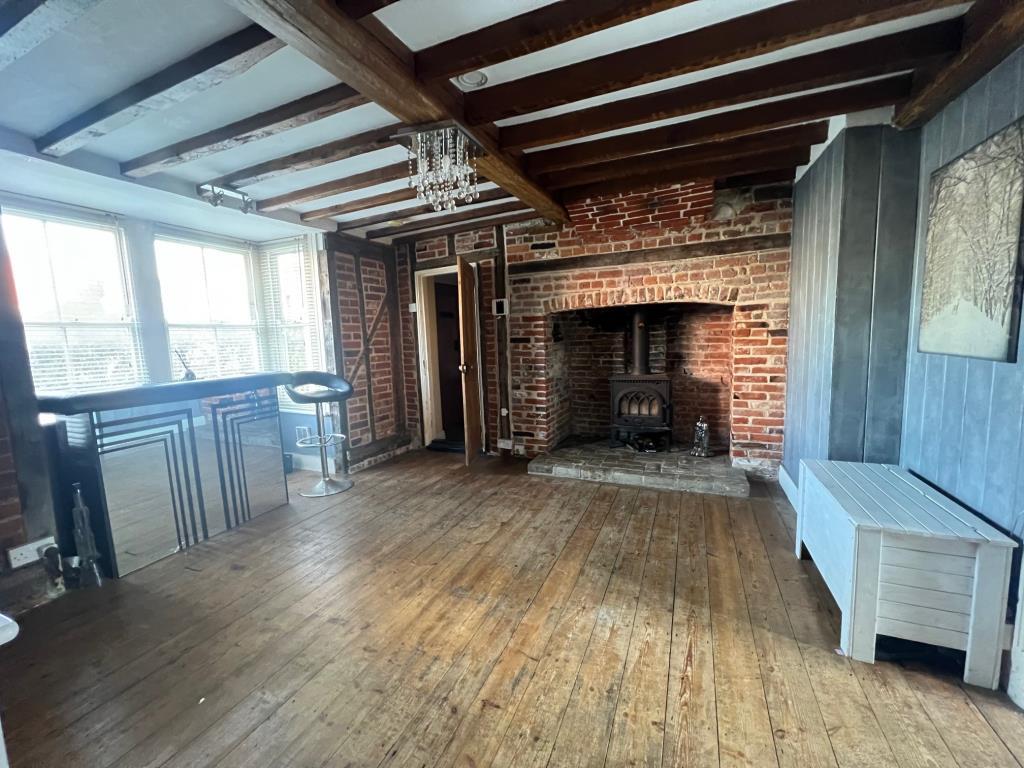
[285,371,354,497]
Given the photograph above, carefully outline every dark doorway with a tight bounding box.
[430,276,465,452]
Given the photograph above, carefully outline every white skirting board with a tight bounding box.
[779,463,799,512]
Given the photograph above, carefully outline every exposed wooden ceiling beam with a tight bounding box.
[208,123,401,188]
[895,0,1024,127]
[366,200,527,239]
[256,161,407,211]
[121,83,366,177]
[336,187,510,230]
[334,0,395,18]
[559,147,811,201]
[539,122,828,190]
[0,0,102,71]
[301,187,417,221]
[465,0,965,124]
[415,0,696,81]
[392,210,542,243]
[224,0,569,224]
[36,26,284,156]
[502,22,961,151]
[716,168,797,188]
[525,76,912,175]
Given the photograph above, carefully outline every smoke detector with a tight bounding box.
[456,70,488,89]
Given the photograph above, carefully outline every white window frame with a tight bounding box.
[1,204,147,394]
[154,231,264,380]
[255,235,327,413]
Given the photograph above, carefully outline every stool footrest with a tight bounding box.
[296,433,346,449]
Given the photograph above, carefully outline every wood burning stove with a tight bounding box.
[609,309,672,451]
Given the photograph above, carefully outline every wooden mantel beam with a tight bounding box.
[36,25,285,156]
[465,0,966,124]
[224,0,569,224]
[894,0,1024,127]
[0,0,102,71]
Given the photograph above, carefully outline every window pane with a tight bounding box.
[204,248,252,324]
[275,250,307,323]
[168,326,261,378]
[46,221,128,322]
[155,240,208,324]
[25,324,145,394]
[3,213,58,321]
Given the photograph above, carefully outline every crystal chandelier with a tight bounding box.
[405,124,480,212]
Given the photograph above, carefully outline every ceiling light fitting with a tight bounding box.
[393,121,483,213]
[197,183,255,214]
[456,70,488,89]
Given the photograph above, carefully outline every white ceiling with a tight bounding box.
[0,0,973,242]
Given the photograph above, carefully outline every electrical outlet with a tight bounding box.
[497,438,514,450]
[7,536,56,569]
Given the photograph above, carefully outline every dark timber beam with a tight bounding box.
[465,0,965,124]
[717,168,796,188]
[392,210,542,243]
[121,83,367,177]
[525,76,912,175]
[224,0,569,224]
[208,123,401,188]
[36,26,284,156]
[539,122,828,190]
[895,0,1024,127]
[502,22,961,150]
[0,0,102,71]
[256,161,407,211]
[415,0,696,80]
[301,187,417,221]
[366,200,527,239]
[336,187,511,230]
[334,0,396,18]
[558,146,811,201]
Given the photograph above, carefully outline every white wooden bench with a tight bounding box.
[796,460,1017,689]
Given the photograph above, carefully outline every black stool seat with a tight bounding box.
[284,371,354,497]
[285,371,353,405]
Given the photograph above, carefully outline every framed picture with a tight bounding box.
[919,118,1024,362]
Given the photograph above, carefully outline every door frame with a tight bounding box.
[414,265,484,449]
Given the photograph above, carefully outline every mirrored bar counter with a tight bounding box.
[38,373,292,577]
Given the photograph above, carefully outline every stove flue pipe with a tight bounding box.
[630,308,650,375]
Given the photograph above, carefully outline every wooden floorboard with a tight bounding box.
[2,450,1023,768]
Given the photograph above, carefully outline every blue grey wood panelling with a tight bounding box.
[830,129,882,461]
[783,134,842,480]
[902,46,1024,539]
[784,125,919,482]
[865,127,920,462]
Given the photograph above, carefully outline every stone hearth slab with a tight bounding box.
[528,441,749,498]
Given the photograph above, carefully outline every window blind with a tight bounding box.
[256,236,325,410]
[2,211,147,394]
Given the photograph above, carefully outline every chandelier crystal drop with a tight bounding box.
[407,125,480,212]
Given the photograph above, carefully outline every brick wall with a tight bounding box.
[331,249,409,469]
[505,180,791,477]
[397,179,791,477]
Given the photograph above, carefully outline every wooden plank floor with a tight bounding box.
[3,450,1024,768]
